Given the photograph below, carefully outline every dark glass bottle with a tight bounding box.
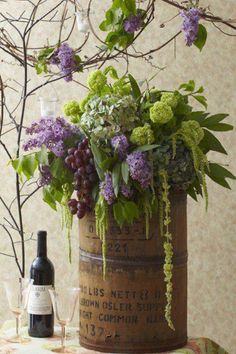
[28,230,54,337]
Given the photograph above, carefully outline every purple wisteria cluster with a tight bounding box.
[124,15,142,33]
[126,151,151,189]
[50,43,76,82]
[180,8,201,46]
[100,173,115,205]
[111,135,129,160]
[23,117,80,157]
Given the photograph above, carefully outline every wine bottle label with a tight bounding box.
[28,285,53,315]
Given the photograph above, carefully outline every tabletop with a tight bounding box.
[0,321,229,354]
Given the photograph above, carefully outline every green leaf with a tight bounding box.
[187,111,209,124]
[12,155,38,180]
[90,142,106,179]
[135,144,159,152]
[208,163,236,180]
[21,155,38,180]
[200,129,227,155]
[89,143,102,164]
[187,184,198,201]
[105,32,120,49]
[174,102,192,115]
[75,55,82,71]
[122,201,139,223]
[35,62,47,75]
[123,0,136,15]
[105,9,114,24]
[100,157,117,170]
[195,86,204,94]
[92,185,99,202]
[121,161,129,184]
[205,123,233,132]
[50,158,64,178]
[193,95,207,109]
[103,65,119,79]
[99,20,112,31]
[112,163,121,197]
[118,35,130,49]
[206,174,231,189]
[201,113,229,127]
[128,74,141,100]
[11,158,22,175]
[38,47,54,60]
[49,184,63,204]
[36,145,49,165]
[113,202,125,226]
[179,80,195,92]
[194,24,207,51]
[43,187,57,211]
[112,0,122,9]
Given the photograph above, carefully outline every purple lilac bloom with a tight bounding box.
[50,43,76,82]
[23,116,80,157]
[100,173,116,205]
[111,135,129,160]
[121,183,133,199]
[124,15,142,34]
[180,8,201,46]
[38,165,52,186]
[126,151,151,189]
[50,47,60,65]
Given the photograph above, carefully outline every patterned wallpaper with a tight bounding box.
[0,0,235,352]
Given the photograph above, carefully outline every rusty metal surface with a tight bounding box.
[79,193,187,353]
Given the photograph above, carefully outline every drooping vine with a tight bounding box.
[159,169,175,331]
[61,184,73,263]
[173,120,209,208]
[95,196,109,279]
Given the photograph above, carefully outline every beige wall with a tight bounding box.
[0,0,235,352]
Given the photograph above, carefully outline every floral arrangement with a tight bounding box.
[13,67,235,329]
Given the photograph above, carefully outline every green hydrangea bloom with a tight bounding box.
[150,102,173,124]
[181,120,204,145]
[87,70,107,93]
[161,92,179,108]
[80,95,139,141]
[130,124,155,146]
[63,100,81,117]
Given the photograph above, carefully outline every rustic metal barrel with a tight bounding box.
[79,192,187,353]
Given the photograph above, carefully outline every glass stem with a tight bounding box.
[61,324,66,352]
[16,315,21,338]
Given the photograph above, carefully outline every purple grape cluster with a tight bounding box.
[65,138,97,219]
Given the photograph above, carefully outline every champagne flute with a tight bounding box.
[3,277,33,343]
[49,287,80,353]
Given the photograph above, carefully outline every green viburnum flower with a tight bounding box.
[150,102,173,124]
[181,120,204,145]
[63,100,81,117]
[130,124,155,146]
[79,94,92,113]
[80,94,139,141]
[87,70,107,93]
[161,92,179,109]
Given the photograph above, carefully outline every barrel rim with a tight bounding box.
[79,248,188,267]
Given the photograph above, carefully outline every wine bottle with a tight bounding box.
[28,230,54,337]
